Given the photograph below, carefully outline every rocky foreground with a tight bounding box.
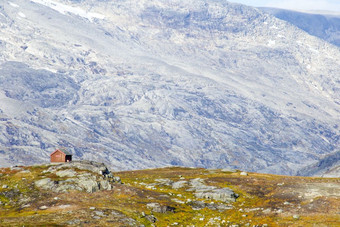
[0,162,339,226]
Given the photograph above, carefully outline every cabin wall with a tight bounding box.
[51,151,66,162]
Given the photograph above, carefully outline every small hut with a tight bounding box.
[50,149,72,163]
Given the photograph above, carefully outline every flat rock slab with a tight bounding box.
[56,169,76,177]
[146,203,175,213]
[188,178,239,202]
[172,180,187,189]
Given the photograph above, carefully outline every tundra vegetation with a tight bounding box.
[0,162,339,226]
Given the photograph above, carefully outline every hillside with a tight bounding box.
[297,151,340,177]
[0,0,339,175]
[261,7,340,47]
[0,162,339,226]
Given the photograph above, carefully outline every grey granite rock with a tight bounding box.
[34,161,116,193]
[187,178,239,202]
[56,169,76,178]
[146,203,175,213]
[172,180,187,189]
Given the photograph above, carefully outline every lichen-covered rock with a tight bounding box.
[34,161,117,193]
[195,188,238,202]
[56,169,76,178]
[76,176,99,193]
[35,178,55,190]
[55,184,81,193]
[146,203,175,213]
[154,178,174,186]
[221,168,237,173]
[145,215,157,223]
[99,180,112,190]
[172,180,187,189]
[46,161,110,176]
[187,178,239,202]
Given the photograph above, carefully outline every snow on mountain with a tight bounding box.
[30,0,105,21]
[0,0,339,175]
[261,7,340,47]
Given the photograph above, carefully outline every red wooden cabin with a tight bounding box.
[50,149,72,163]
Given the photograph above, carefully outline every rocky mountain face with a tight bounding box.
[261,7,340,47]
[297,151,340,177]
[0,0,339,175]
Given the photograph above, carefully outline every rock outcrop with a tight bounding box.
[35,161,119,193]
[153,177,239,203]
[146,203,175,213]
[187,178,239,203]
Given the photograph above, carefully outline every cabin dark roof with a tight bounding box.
[50,149,72,156]
[59,149,72,155]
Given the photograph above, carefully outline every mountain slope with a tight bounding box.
[297,151,340,177]
[0,0,339,175]
[261,7,340,47]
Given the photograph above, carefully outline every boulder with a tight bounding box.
[221,168,237,173]
[75,175,100,193]
[195,188,238,202]
[99,180,112,190]
[187,178,239,202]
[39,205,48,210]
[113,176,121,183]
[172,181,187,189]
[293,215,300,220]
[146,203,175,213]
[145,215,157,223]
[154,178,174,186]
[35,178,55,190]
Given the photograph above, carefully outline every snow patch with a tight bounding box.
[30,0,104,22]
[18,12,26,18]
[267,39,276,46]
[8,1,19,8]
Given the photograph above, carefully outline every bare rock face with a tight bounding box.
[34,161,118,193]
[55,170,77,178]
[34,178,55,190]
[153,177,239,203]
[187,178,239,202]
[172,181,187,189]
[296,151,340,178]
[0,0,339,177]
[46,161,112,176]
[146,203,175,213]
